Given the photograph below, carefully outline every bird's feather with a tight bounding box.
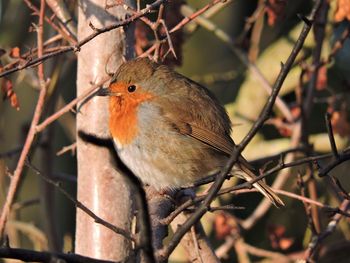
[177,122,234,156]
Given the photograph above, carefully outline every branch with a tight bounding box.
[305,199,350,261]
[169,0,224,34]
[325,112,339,158]
[318,153,350,177]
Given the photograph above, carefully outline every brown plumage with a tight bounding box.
[100,58,284,207]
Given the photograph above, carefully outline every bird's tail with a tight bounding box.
[234,162,284,208]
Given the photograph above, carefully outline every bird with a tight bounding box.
[82,57,284,207]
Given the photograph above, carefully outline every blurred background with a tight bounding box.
[1,0,350,262]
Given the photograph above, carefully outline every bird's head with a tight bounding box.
[78,58,162,112]
[97,58,162,107]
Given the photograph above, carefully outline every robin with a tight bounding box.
[81,58,284,207]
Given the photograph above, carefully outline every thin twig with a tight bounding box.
[327,175,350,200]
[298,173,319,235]
[56,142,77,156]
[242,242,290,261]
[322,24,350,66]
[325,112,339,158]
[37,0,45,83]
[247,0,265,62]
[186,0,234,34]
[170,0,224,34]
[36,77,110,132]
[160,20,177,60]
[215,236,235,259]
[11,199,40,212]
[318,153,350,177]
[191,226,204,263]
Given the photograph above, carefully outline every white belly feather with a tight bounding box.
[114,138,185,189]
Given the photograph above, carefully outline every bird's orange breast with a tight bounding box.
[109,89,154,146]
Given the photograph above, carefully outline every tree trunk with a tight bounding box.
[76,1,134,261]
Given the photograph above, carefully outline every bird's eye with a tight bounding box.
[127,85,137,93]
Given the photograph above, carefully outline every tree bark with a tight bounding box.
[76,1,134,261]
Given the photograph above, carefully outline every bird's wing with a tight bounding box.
[153,74,234,154]
[175,121,234,156]
[154,72,254,167]
[175,121,255,171]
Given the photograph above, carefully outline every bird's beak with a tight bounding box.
[77,87,108,113]
[77,87,122,113]
[96,87,110,96]
[97,88,122,97]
